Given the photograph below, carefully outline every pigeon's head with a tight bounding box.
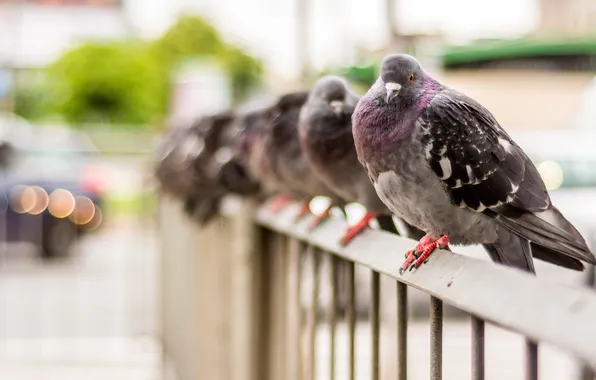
[380,54,425,104]
[311,75,357,116]
[277,91,310,113]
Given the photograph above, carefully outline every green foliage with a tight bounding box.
[14,86,49,120]
[318,63,378,93]
[46,41,167,126]
[152,15,263,103]
[25,14,263,126]
[153,15,225,63]
[220,46,264,102]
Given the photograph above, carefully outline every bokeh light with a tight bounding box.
[69,195,96,225]
[28,186,50,215]
[9,185,36,213]
[537,160,564,190]
[48,189,76,218]
[80,205,103,231]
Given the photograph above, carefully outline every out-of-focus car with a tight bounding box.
[0,114,104,259]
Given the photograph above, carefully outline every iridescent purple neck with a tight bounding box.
[353,76,442,160]
[416,76,441,112]
[385,76,441,143]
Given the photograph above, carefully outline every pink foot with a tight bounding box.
[308,204,333,230]
[399,234,450,274]
[339,212,378,246]
[269,194,293,213]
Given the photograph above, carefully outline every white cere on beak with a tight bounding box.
[385,82,402,92]
[329,100,343,114]
[385,82,401,103]
[215,147,233,164]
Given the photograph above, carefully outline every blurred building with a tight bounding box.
[538,0,596,35]
[443,0,596,131]
[439,38,596,131]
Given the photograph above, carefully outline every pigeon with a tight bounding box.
[235,106,288,202]
[211,111,262,199]
[352,53,596,274]
[299,75,424,244]
[264,91,346,223]
[154,111,235,225]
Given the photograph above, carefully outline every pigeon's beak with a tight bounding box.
[329,100,344,116]
[385,82,401,103]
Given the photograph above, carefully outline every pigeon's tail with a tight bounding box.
[483,225,536,274]
[530,244,584,271]
[493,205,596,270]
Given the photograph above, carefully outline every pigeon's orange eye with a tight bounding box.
[409,74,415,82]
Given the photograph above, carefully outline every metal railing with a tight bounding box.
[253,202,596,380]
[158,197,596,380]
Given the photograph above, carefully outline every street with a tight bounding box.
[0,220,162,379]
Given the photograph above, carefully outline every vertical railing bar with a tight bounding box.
[255,226,273,380]
[397,281,408,380]
[329,254,338,380]
[285,237,302,380]
[308,245,321,380]
[346,261,356,380]
[297,241,305,380]
[471,315,485,380]
[371,271,381,380]
[430,296,443,380]
[525,339,538,380]
[579,365,595,380]
[277,234,290,376]
[271,233,285,380]
[265,231,279,380]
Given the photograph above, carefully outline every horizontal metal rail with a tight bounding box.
[255,203,596,368]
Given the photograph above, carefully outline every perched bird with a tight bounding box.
[211,111,262,199]
[264,91,346,223]
[235,106,288,202]
[154,111,235,225]
[299,75,424,244]
[352,53,596,274]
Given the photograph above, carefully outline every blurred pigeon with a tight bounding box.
[154,111,234,225]
[210,111,262,198]
[264,91,346,222]
[235,107,287,201]
[299,75,424,244]
[352,54,596,273]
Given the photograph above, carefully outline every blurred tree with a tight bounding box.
[319,63,378,93]
[23,14,263,126]
[46,41,166,126]
[220,46,264,102]
[14,86,48,121]
[152,15,263,103]
[152,15,225,62]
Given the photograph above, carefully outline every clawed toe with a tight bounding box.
[399,234,450,274]
[399,250,419,274]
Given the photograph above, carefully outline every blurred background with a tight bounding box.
[0,0,595,379]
